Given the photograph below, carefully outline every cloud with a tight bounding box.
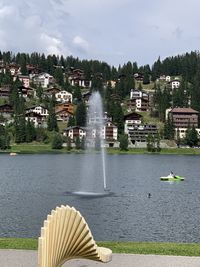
[172,27,183,39]
[0,0,200,66]
[40,33,71,56]
[72,36,90,54]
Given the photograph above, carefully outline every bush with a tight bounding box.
[51,134,63,149]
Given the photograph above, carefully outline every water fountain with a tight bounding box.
[72,91,112,198]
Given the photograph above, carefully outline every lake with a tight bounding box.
[0,153,199,243]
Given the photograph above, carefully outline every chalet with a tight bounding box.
[175,127,200,140]
[9,64,20,76]
[33,73,54,88]
[82,91,92,104]
[0,104,13,118]
[63,126,87,140]
[134,73,144,81]
[67,68,91,88]
[44,87,61,95]
[128,89,149,112]
[127,98,149,112]
[55,103,74,114]
[26,105,48,117]
[124,112,143,134]
[55,90,72,103]
[0,62,6,74]
[170,79,181,89]
[159,75,166,81]
[128,124,158,144]
[26,64,40,77]
[0,85,11,98]
[25,111,44,127]
[56,109,73,122]
[14,75,30,88]
[18,85,34,99]
[103,121,118,141]
[168,107,199,128]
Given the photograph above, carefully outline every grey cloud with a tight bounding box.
[172,27,183,39]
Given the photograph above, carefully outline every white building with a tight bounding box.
[171,79,180,89]
[33,73,53,88]
[124,112,142,134]
[165,76,171,82]
[175,128,200,139]
[55,90,73,103]
[27,105,49,117]
[13,75,30,88]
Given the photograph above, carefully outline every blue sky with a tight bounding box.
[0,0,200,67]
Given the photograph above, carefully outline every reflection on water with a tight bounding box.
[0,153,199,243]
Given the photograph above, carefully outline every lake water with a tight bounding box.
[0,153,200,243]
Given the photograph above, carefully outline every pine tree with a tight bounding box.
[67,116,76,127]
[143,71,150,84]
[119,134,128,151]
[185,126,199,147]
[47,95,58,132]
[75,136,81,149]
[75,101,86,126]
[52,133,63,149]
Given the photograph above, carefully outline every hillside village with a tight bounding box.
[0,51,200,150]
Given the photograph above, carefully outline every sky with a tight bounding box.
[0,0,200,67]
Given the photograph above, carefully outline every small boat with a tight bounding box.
[10,152,17,156]
[160,174,184,181]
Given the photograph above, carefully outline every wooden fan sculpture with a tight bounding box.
[38,205,112,267]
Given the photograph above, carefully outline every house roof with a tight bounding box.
[171,107,199,114]
[64,126,87,131]
[0,104,13,108]
[26,104,46,110]
[56,110,73,115]
[124,112,143,120]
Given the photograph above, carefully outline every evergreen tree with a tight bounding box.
[0,126,10,149]
[143,71,150,84]
[36,84,43,102]
[26,119,36,142]
[75,101,86,126]
[47,95,58,132]
[75,136,81,149]
[52,133,63,149]
[163,117,175,140]
[66,136,72,150]
[20,56,28,75]
[54,67,64,86]
[146,133,154,152]
[73,86,82,103]
[185,126,199,147]
[67,116,76,127]
[119,134,128,151]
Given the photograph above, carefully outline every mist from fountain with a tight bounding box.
[73,91,111,197]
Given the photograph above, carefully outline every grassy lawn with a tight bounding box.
[7,143,73,154]
[107,147,200,155]
[0,238,200,256]
[1,143,200,155]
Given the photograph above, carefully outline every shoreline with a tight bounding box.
[0,238,200,256]
[1,144,200,155]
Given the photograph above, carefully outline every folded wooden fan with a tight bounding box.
[38,205,112,267]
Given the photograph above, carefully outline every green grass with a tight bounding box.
[107,147,200,155]
[1,143,200,155]
[0,239,200,256]
[97,242,200,256]
[0,238,37,250]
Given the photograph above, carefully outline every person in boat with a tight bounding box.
[170,171,175,178]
